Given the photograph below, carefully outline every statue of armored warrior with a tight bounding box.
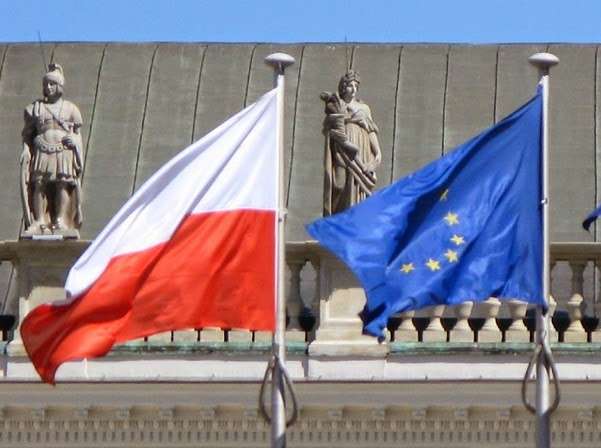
[20,64,83,238]
[320,70,382,216]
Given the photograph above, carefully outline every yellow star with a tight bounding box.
[444,212,459,226]
[425,258,441,271]
[444,249,459,263]
[450,234,465,246]
[400,263,415,274]
[440,188,449,201]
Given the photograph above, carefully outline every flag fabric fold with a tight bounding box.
[22,88,279,384]
[307,89,545,338]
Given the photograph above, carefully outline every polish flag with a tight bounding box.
[21,88,280,384]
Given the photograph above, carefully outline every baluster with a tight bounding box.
[476,297,501,342]
[395,310,417,342]
[564,261,587,342]
[546,294,558,343]
[592,261,601,342]
[546,261,558,343]
[422,305,446,342]
[286,260,306,342]
[597,259,601,318]
[307,257,321,341]
[449,301,474,342]
[504,300,529,342]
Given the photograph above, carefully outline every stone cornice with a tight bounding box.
[0,403,597,447]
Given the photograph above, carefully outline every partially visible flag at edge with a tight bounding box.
[21,88,280,384]
[582,204,601,231]
[307,88,546,339]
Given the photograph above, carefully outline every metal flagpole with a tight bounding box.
[265,52,296,448]
[528,52,559,448]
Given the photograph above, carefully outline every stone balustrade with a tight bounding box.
[1,240,601,348]
[285,241,601,347]
[283,241,601,347]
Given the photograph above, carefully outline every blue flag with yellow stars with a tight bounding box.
[307,89,545,338]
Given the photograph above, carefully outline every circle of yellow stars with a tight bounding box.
[399,188,467,275]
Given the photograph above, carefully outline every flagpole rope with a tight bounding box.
[258,354,299,427]
[521,331,561,415]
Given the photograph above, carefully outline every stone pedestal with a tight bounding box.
[0,240,89,356]
[308,253,388,357]
[20,228,80,240]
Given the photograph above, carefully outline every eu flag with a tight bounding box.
[307,89,545,338]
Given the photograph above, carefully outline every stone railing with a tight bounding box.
[282,241,601,347]
[1,240,601,348]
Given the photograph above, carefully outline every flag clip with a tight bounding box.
[258,354,299,427]
[521,336,561,415]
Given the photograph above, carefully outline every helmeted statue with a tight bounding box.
[20,63,83,238]
[320,70,382,216]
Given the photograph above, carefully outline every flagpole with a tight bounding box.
[265,52,295,448]
[529,52,559,448]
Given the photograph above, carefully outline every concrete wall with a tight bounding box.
[0,43,598,304]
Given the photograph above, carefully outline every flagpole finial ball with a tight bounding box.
[528,53,559,72]
[265,53,295,72]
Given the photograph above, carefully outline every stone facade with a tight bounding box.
[1,43,601,446]
[0,383,598,448]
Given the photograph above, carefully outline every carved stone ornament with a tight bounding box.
[320,70,382,216]
[20,64,83,239]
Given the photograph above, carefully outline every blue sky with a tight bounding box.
[2,0,601,43]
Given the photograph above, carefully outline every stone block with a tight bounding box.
[172,329,198,343]
[147,332,172,343]
[199,327,225,342]
[228,329,252,343]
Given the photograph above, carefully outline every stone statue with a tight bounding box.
[320,70,382,216]
[20,64,83,238]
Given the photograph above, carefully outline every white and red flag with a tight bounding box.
[22,88,279,384]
